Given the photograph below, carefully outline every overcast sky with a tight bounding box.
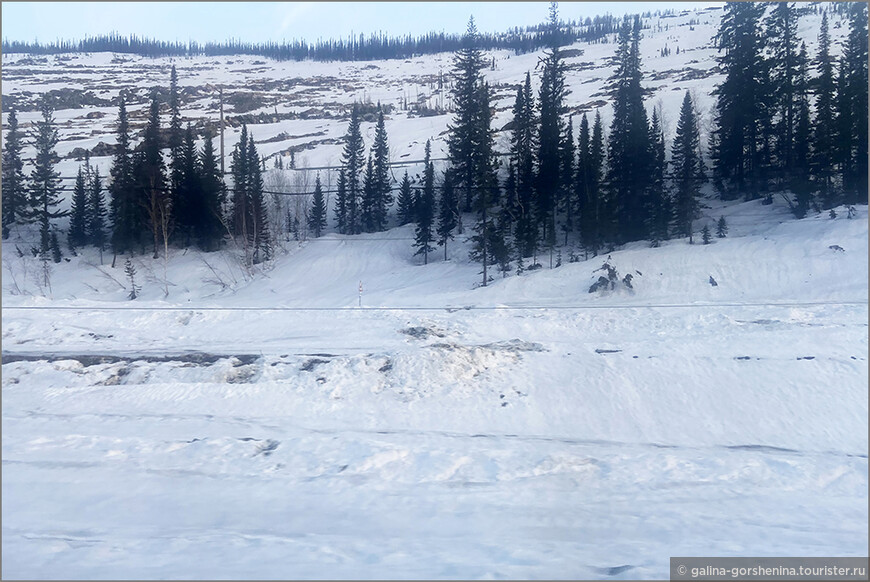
[2,2,720,45]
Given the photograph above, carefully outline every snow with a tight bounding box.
[2,5,868,580]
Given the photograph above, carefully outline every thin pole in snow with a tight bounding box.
[358,281,362,308]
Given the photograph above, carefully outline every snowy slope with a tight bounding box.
[2,5,868,580]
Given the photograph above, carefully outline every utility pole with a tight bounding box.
[219,86,225,176]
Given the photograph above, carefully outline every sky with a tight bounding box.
[2,2,721,45]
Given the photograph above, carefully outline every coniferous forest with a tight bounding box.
[2,2,867,286]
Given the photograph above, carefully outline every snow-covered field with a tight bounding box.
[2,5,868,580]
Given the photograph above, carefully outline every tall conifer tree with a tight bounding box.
[2,106,27,239]
[671,92,704,243]
[308,174,327,238]
[26,99,66,257]
[812,12,837,205]
[711,2,770,199]
[606,16,653,243]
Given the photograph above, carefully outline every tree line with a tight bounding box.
[3,2,866,289]
[1,16,603,63]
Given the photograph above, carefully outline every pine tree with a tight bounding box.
[671,91,704,243]
[812,12,836,207]
[109,93,140,256]
[437,169,459,260]
[197,129,226,250]
[716,215,728,238]
[606,16,653,243]
[308,174,327,238]
[341,104,365,234]
[371,105,392,231]
[396,171,416,225]
[701,223,712,244]
[711,2,770,199]
[68,167,89,250]
[1,106,27,239]
[536,2,568,254]
[414,140,437,264]
[87,167,107,255]
[25,98,67,257]
[447,16,487,213]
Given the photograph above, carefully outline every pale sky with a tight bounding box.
[2,2,720,45]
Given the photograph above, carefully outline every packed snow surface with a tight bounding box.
[2,5,868,579]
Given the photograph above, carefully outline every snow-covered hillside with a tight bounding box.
[2,5,867,580]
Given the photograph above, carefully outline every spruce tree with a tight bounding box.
[701,224,712,245]
[308,174,327,238]
[50,228,62,263]
[1,106,27,239]
[134,91,169,258]
[835,56,853,204]
[334,169,348,234]
[647,108,670,246]
[716,215,728,238]
[447,16,487,213]
[396,171,415,226]
[811,12,836,206]
[340,104,365,234]
[766,2,801,183]
[536,2,568,254]
[559,115,575,245]
[606,16,653,243]
[582,110,606,256]
[87,167,107,256]
[671,91,704,243]
[246,134,271,263]
[25,98,67,257]
[175,123,200,246]
[198,129,226,250]
[842,3,868,204]
[468,82,500,286]
[512,72,538,259]
[231,125,250,238]
[414,142,436,264]
[168,64,184,219]
[371,105,392,231]
[437,169,459,260]
[109,93,140,256]
[68,167,89,250]
[361,154,376,232]
[791,43,813,218]
[575,112,593,254]
[711,1,770,199]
